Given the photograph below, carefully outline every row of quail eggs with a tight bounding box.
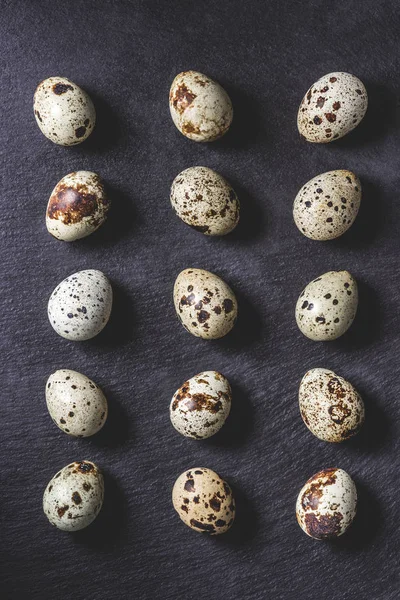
[35,69,367,538]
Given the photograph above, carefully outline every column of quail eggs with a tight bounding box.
[293,72,368,541]
[168,71,239,535]
[34,77,112,531]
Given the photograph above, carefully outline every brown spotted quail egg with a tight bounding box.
[295,271,358,341]
[299,368,365,442]
[34,77,96,145]
[170,166,240,235]
[170,371,231,439]
[46,171,109,241]
[173,268,238,339]
[43,460,104,531]
[296,468,357,539]
[297,72,367,143]
[172,467,235,534]
[48,269,113,341]
[293,170,361,240]
[46,369,108,437]
[169,71,233,142]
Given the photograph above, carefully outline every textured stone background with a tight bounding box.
[1,1,399,598]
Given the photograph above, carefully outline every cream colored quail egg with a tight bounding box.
[293,170,361,240]
[170,371,231,439]
[296,468,357,539]
[46,369,108,437]
[295,271,358,341]
[170,166,240,235]
[173,268,238,339]
[169,71,233,142]
[43,460,104,531]
[34,77,96,145]
[48,269,113,341]
[299,368,365,442]
[46,171,109,241]
[172,467,235,534]
[297,72,367,143]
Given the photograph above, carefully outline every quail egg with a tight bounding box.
[169,71,233,142]
[297,72,367,143]
[46,171,109,241]
[173,268,238,339]
[293,170,361,240]
[299,368,365,442]
[46,369,108,437]
[295,271,358,341]
[296,468,357,539]
[34,77,96,145]
[43,460,104,531]
[48,269,113,341]
[172,467,235,534]
[170,166,240,235]
[170,371,231,439]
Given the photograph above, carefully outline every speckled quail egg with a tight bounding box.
[43,460,104,531]
[173,268,238,339]
[172,467,235,534]
[296,468,357,539]
[46,171,109,241]
[299,368,365,442]
[46,369,108,437]
[297,72,367,143]
[169,71,233,142]
[293,170,361,240]
[48,269,113,341]
[34,77,96,145]
[170,371,231,439]
[295,271,358,341]
[170,166,240,235]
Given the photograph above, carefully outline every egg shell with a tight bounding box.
[296,468,357,539]
[299,368,365,442]
[293,170,361,240]
[295,270,358,341]
[34,77,96,145]
[170,166,240,235]
[173,268,238,339]
[169,71,233,142]
[43,460,104,531]
[48,269,113,341]
[46,171,109,241]
[172,467,235,534]
[46,369,108,437]
[170,371,231,439]
[297,72,367,143]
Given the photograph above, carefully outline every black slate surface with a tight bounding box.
[1,1,399,598]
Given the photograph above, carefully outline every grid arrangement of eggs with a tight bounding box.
[36,71,368,540]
